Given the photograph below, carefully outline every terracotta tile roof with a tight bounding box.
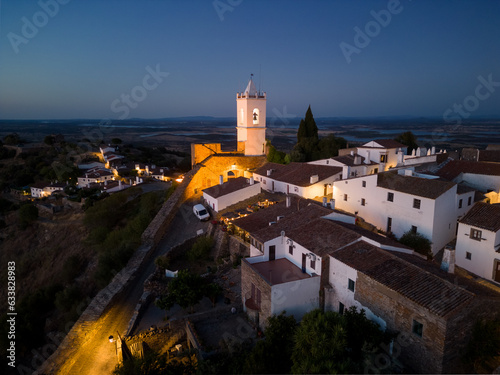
[456,183,476,195]
[202,177,259,199]
[459,202,500,232]
[361,139,406,149]
[331,241,476,317]
[331,154,377,167]
[436,160,500,180]
[478,150,500,163]
[377,171,456,199]
[233,195,314,234]
[247,258,316,285]
[32,181,50,189]
[249,203,332,244]
[254,162,342,187]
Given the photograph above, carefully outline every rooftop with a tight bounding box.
[377,171,456,199]
[436,160,500,180]
[361,139,406,149]
[246,258,316,286]
[254,162,342,187]
[459,202,500,232]
[332,241,477,317]
[331,153,377,167]
[202,177,259,199]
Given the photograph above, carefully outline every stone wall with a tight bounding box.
[38,166,196,374]
[241,259,272,329]
[355,273,447,374]
[183,155,266,200]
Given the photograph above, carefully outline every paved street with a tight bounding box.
[53,200,209,375]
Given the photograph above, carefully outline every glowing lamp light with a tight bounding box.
[108,335,114,343]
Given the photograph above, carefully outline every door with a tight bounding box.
[302,253,306,273]
[324,184,327,196]
[269,245,276,261]
[272,181,275,191]
[387,217,392,233]
[495,261,500,283]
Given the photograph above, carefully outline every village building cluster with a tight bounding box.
[190,77,500,373]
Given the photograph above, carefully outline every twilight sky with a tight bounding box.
[0,0,499,120]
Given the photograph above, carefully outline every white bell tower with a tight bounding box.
[236,75,266,156]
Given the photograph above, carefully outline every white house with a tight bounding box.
[455,202,500,284]
[30,182,67,198]
[77,167,114,187]
[308,151,379,178]
[332,169,476,254]
[352,139,407,171]
[202,176,261,212]
[437,160,500,203]
[253,162,342,199]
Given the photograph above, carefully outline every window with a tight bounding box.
[411,225,417,234]
[413,199,421,209]
[310,258,316,269]
[380,155,387,163]
[412,320,423,337]
[468,196,472,206]
[458,199,463,209]
[466,252,472,260]
[387,192,394,202]
[344,194,348,201]
[362,180,366,187]
[470,228,482,241]
[348,278,355,292]
[289,245,293,255]
[361,198,366,206]
[374,168,379,174]
[339,302,345,315]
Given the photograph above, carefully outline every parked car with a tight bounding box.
[193,204,210,221]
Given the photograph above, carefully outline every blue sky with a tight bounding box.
[0,0,499,119]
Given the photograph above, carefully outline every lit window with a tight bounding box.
[380,155,387,163]
[361,198,366,206]
[348,278,355,292]
[466,252,472,260]
[412,320,423,337]
[470,228,482,241]
[413,199,421,209]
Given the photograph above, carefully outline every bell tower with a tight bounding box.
[236,75,266,156]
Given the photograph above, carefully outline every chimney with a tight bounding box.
[119,180,122,188]
[219,175,223,185]
[353,155,361,165]
[136,176,139,183]
[431,146,436,155]
[440,245,455,273]
[330,199,335,209]
[286,195,291,208]
[365,150,371,164]
[397,150,404,165]
[322,197,327,207]
[104,180,108,186]
[277,215,284,221]
[350,150,354,156]
[267,169,272,176]
[310,175,319,184]
[342,165,350,180]
[249,177,254,185]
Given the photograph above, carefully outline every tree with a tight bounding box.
[292,309,351,374]
[399,231,432,258]
[3,133,20,145]
[111,138,122,145]
[394,131,418,155]
[44,135,55,145]
[156,270,206,312]
[297,105,318,143]
[244,312,297,374]
[464,317,500,374]
[187,236,214,262]
[266,142,287,164]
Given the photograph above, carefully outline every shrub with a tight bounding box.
[399,231,432,258]
[187,236,214,262]
[19,204,38,228]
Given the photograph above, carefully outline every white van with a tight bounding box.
[193,204,210,221]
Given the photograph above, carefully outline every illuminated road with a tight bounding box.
[54,202,208,375]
